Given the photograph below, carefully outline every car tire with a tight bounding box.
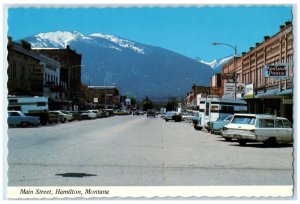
[238,140,246,146]
[61,118,66,123]
[20,121,30,127]
[263,138,278,147]
[165,119,169,122]
[224,137,232,141]
[194,126,203,130]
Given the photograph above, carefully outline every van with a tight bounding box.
[222,114,293,146]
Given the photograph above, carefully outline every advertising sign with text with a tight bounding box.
[264,64,288,78]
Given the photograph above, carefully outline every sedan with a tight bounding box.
[8,111,40,127]
[165,111,182,122]
[80,111,97,119]
[49,111,73,123]
[210,115,233,135]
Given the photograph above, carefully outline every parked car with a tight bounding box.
[191,112,204,130]
[67,111,83,121]
[88,110,101,118]
[48,111,62,124]
[210,115,234,135]
[103,109,114,117]
[160,113,166,119]
[165,111,182,122]
[80,111,97,119]
[222,114,293,146]
[133,110,144,115]
[146,109,156,117]
[8,111,40,127]
[49,111,73,123]
[182,111,199,123]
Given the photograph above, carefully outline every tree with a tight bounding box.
[141,96,153,111]
[166,96,178,111]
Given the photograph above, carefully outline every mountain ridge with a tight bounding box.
[24,31,217,100]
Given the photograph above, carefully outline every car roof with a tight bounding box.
[233,113,288,120]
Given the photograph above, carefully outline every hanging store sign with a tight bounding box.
[222,83,245,99]
[244,84,254,99]
[264,64,288,78]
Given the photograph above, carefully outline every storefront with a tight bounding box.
[243,88,293,124]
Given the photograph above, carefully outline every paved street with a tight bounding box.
[7,115,293,186]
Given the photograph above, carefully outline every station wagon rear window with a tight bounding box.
[231,116,256,125]
[259,119,274,128]
[283,120,292,128]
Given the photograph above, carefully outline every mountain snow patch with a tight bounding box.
[90,33,145,54]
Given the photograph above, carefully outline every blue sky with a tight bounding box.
[7,6,292,61]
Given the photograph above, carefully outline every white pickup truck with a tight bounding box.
[8,111,40,127]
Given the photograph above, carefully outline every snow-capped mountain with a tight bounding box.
[24,31,216,100]
[196,56,233,73]
[29,31,145,54]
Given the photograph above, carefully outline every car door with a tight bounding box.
[282,119,293,142]
[274,119,285,142]
[256,118,275,141]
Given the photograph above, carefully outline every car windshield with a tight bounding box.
[217,115,231,121]
[231,116,256,125]
[166,112,175,115]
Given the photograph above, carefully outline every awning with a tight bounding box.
[255,89,277,98]
[275,89,293,96]
[255,88,293,99]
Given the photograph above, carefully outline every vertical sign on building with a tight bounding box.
[244,84,254,99]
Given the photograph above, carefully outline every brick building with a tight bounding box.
[34,45,82,109]
[210,73,222,98]
[185,85,210,109]
[221,21,293,122]
[7,37,61,101]
[86,86,120,109]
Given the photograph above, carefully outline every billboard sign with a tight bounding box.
[264,64,288,78]
[31,64,44,80]
[223,83,245,99]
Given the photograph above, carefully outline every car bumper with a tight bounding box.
[222,129,256,140]
[211,128,222,134]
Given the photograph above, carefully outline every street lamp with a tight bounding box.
[68,64,85,110]
[212,42,237,99]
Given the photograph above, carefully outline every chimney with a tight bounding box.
[20,40,31,50]
[280,25,285,30]
[264,36,270,41]
[285,21,291,26]
[242,52,246,56]
[250,47,254,51]
[256,42,260,47]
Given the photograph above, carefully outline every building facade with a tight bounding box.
[210,73,222,98]
[185,85,210,109]
[7,38,61,102]
[86,86,120,109]
[34,45,82,108]
[221,21,293,123]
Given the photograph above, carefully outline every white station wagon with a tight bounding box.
[222,114,293,146]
